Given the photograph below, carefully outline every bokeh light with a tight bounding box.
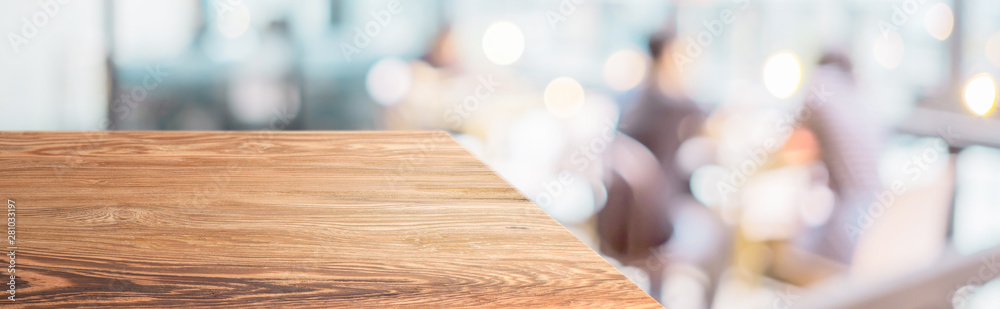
[482,21,525,66]
[799,186,835,227]
[874,30,905,69]
[986,32,1000,69]
[762,52,802,99]
[540,173,597,224]
[924,3,954,41]
[365,57,413,106]
[690,165,729,207]
[217,5,252,39]
[964,74,997,116]
[603,49,649,91]
[569,93,619,143]
[544,77,586,117]
[740,169,802,241]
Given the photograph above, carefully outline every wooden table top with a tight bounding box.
[0,131,658,308]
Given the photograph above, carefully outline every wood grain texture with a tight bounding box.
[0,131,658,308]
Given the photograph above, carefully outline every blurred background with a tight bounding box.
[3,0,1000,308]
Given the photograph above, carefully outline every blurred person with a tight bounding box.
[598,27,728,305]
[385,25,474,131]
[774,51,886,280]
[421,25,461,72]
[227,20,304,131]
